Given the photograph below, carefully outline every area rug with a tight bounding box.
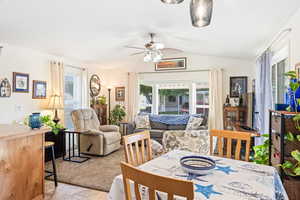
[45,149,125,192]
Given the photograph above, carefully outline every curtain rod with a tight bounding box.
[65,64,86,71]
[138,69,210,75]
[256,28,292,58]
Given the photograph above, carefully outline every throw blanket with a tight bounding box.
[149,114,201,125]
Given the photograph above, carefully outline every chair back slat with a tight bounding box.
[121,162,194,200]
[210,129,251,161]
[226,138,232,159]
[134,182,142,200]
[235,139,241,160]
[123,131,152,166]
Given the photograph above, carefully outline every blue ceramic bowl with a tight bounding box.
[180,156,216,175]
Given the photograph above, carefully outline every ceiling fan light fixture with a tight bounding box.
[190,0,213,28]
[161,0,184,4]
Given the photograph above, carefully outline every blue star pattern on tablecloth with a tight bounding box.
[215,165,237,174]
[195,184,222,199]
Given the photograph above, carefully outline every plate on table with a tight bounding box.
[180,156,216,175]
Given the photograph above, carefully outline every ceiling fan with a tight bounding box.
[124,33,183,62]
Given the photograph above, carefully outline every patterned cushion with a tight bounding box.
[150,121,168,130]
[151,139,163,155]
[185,116,203,130]
[135,115,151,129]
[162,130,210,155]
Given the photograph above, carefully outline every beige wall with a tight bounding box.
[87,53,256,121]
[0,43,82,124]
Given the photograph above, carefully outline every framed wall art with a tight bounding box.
[230,76,248,98]
[115,87,125,101]
[0,78,11,97]
[32,80,47,99]
[13,72,29,93]
[155,57,187,71]
[90,74,101,97]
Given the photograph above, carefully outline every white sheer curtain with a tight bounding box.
[208,68,224,130]
[50,61,65,124]
[127,72,139,122]
[255,50,272,145]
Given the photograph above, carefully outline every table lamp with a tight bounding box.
[48,94,63,124]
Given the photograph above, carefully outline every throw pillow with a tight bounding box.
[186,116,203,130]
[135,115,151,129]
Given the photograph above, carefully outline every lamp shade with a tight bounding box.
[190,0,213,27]
[161,0,184,4]
[48,95,63,109]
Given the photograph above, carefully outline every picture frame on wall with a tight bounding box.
[32,80,47,99]
[0,78,11,97]
[115,87,125,101]
[230,76,248,98]
[155,57,187,71]
[13,72,29,93]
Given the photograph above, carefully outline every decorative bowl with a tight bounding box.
[180,156,216,175]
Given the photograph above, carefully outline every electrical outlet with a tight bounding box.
[15,105,22,112]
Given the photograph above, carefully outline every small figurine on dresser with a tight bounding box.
[224,95,231,107]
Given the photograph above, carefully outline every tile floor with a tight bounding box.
[45,181,108,200]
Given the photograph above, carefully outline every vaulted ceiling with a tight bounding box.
[0,0,300,63]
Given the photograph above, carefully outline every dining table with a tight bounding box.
[108,150,288,200]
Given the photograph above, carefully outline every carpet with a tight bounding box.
[45,149,124,192]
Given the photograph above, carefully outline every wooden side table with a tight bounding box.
[119,122,129,136]
[63,129,90,163]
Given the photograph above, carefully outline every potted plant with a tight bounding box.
[97,95,107,105]
[110,104,126,125]
[40,115,65,134]
[253,134,269,165]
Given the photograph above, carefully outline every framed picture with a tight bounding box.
[295,63,300,80]
[32,80,47,99]
[155,57,187,71]
[13,72,29,93]
[0,78,11,97]
[115,87,125,101]
[230,76,248,98]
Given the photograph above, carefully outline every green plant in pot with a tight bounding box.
[253,134,270,165]
[40,115,64,134]
[110,104,126,125]
[97,95,107,105]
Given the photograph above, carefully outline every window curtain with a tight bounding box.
[208,68,224,130]
[81,68,89,108]
[50,61,65,124]
[255,50,272,145]
[127,72,139,122]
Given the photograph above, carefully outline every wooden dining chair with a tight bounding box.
[123,131,153,166]
[210,129,251,161]
[120,162,194,200]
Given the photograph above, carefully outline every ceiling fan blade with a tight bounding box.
[161,48,183,54]
[124,45,145,50]
[130,51,146,56]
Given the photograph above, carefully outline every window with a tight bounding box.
[158,89,189,115]
[64,66,84,129]
[196,88,209,117]
[139,84,153,114]
[271,59,287,104]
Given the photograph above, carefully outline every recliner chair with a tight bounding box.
[71,108,121,156]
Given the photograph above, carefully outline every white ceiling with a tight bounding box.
[0,0,300,63]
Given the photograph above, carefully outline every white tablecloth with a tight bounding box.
[108,150,288,200]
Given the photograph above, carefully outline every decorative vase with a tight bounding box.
[287,79,300,112]
[29,113,41,129]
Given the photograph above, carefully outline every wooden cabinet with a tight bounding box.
[223,106,248,130]
[269,110,300,200]
[91,104,108,125]
[0,125,48,200]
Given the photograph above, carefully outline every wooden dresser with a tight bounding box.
[0,125,49,200]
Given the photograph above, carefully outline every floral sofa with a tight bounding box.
[162,130,210,155]
[127,114,208,144]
